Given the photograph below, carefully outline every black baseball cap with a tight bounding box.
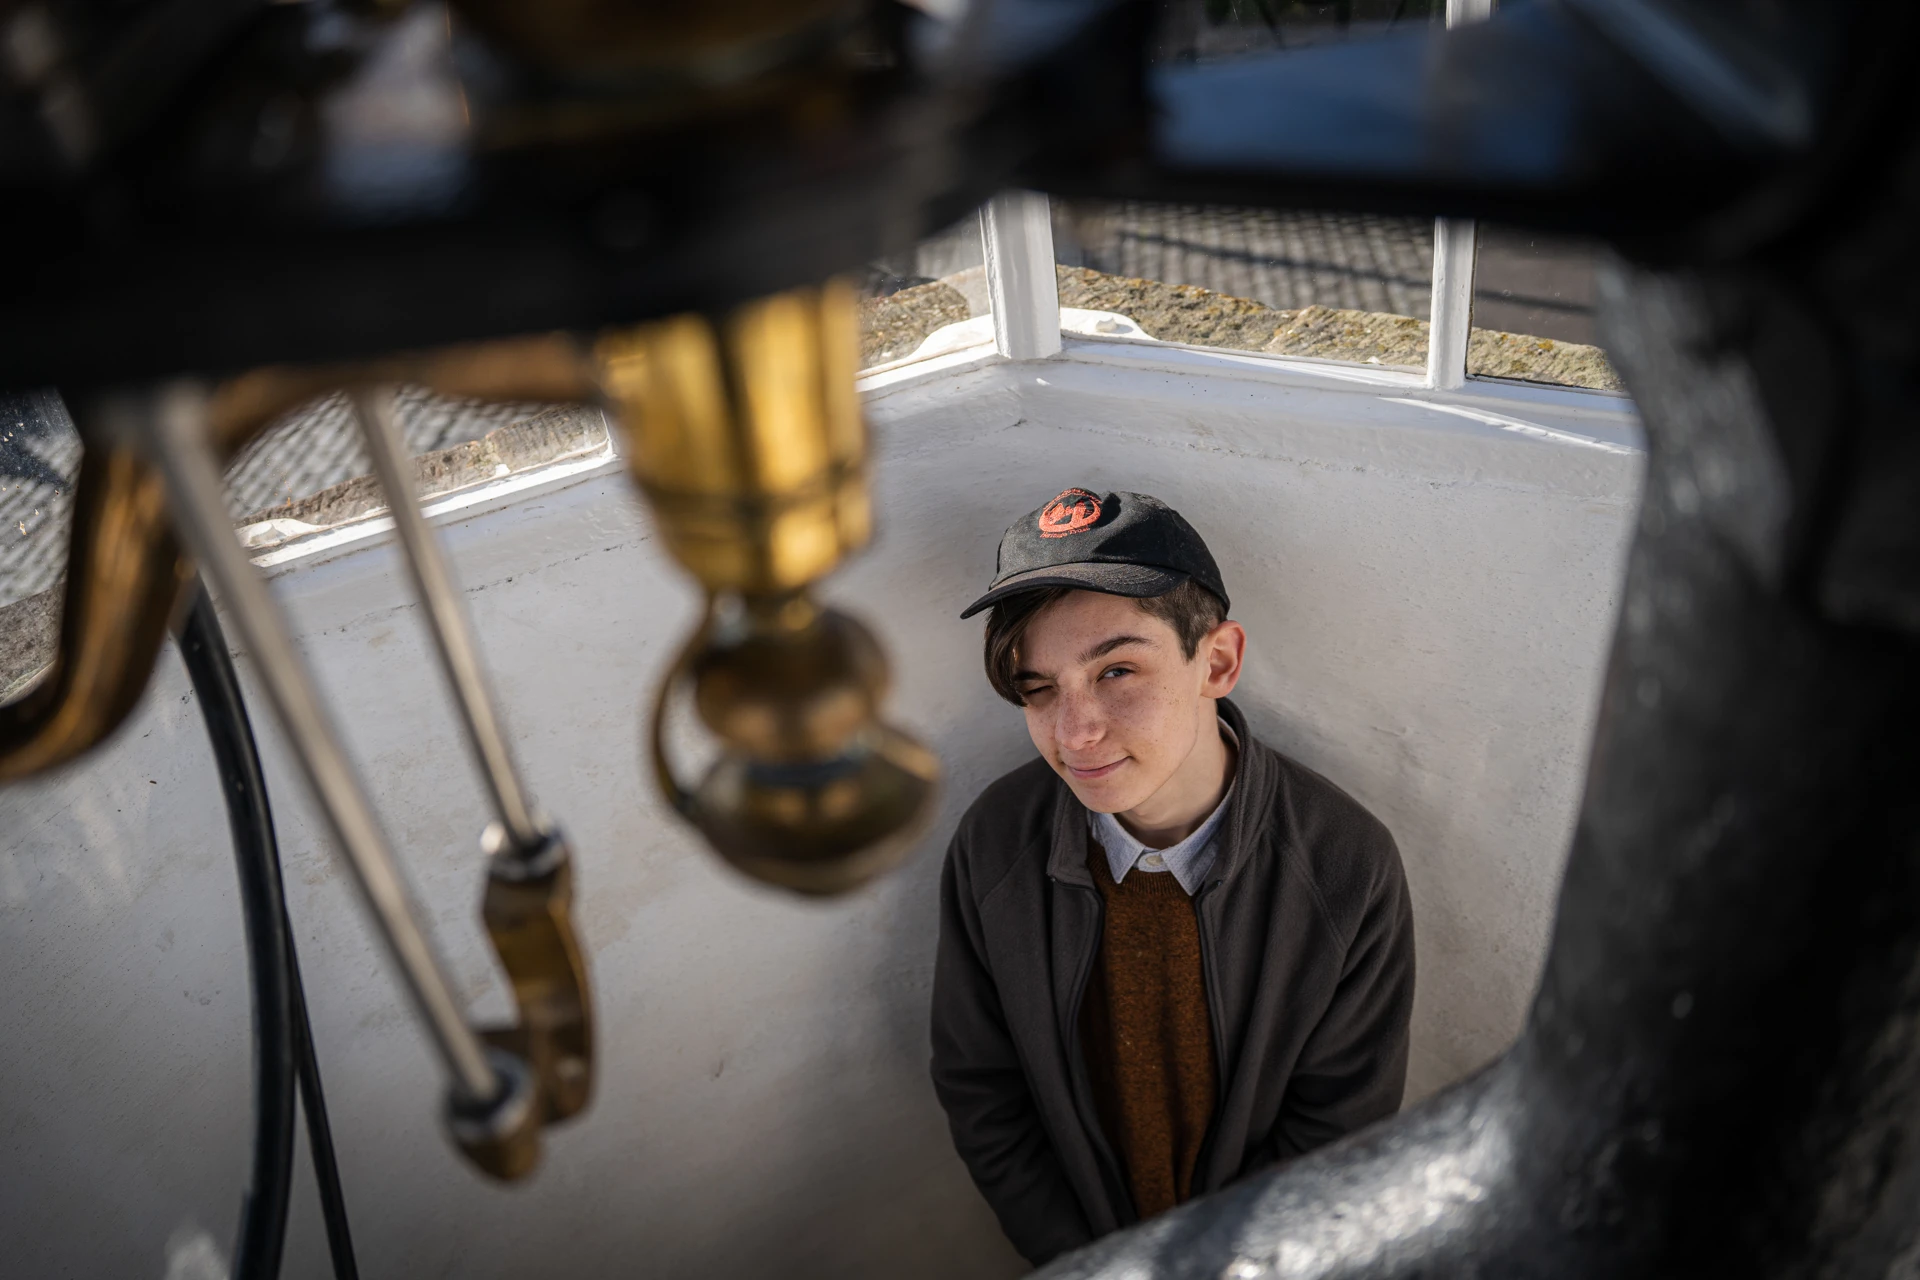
[960,487,1230,619]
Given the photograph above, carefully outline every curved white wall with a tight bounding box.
[0,342,1640,1278]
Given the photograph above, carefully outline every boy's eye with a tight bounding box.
[1019,684,1053,700]
[1100,666,1132,680]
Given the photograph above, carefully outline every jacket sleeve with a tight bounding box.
[929,834,1095,1266]
[1272,835,1417,1158]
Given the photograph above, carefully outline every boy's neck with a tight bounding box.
[1113,702,1237,849]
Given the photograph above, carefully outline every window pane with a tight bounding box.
[857,210,990,370]
[1,392,80,697]
[228,392,609,551]
[2,384,609,697]
[0,392,80,616]
[1467,226,1622,391]
[1057,202,1435,366]
[1057,1,1441,367]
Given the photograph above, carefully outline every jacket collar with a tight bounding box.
[1047,697,1272,891]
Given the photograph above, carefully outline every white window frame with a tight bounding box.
[961,0,1624,411]
[1427,0,1495,390]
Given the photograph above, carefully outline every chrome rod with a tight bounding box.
[139,382,500,1105]
[348,387,545,853]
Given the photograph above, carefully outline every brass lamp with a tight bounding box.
[600,281,939,895]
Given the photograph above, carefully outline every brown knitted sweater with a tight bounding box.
[1078,842,1218,1219]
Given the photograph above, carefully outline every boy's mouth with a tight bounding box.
[1065,757,1126,781]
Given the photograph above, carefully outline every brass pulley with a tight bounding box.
[0,280,935,1176]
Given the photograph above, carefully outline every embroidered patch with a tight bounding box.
[1038,488,1102,538]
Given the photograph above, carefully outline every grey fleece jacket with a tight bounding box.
[929,699,1416,1266]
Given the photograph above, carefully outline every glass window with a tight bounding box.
[1467,226,1623,392]
[1,391,79,697]
[857,210,991,370]
[1055,1,1442,367]
[1,384,608,693]
[226,390,608,548]
[0,391,79,617]
[1057,201,1435,366]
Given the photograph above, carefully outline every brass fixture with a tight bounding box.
[603,281,939,894]
[596,282,872,596]
[0,281,935,1171]
[653,592,939,894]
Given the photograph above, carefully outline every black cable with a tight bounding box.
[287,940,361,1280]
[179,585,296,1280]
[179,584,360,1280]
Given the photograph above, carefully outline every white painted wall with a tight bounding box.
[0,342,1640,1278]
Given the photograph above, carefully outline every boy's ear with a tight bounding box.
[1201,620,1247,699]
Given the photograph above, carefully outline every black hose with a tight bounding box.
[288,942,361,1280]
[179,584,360,1280]
[178,585,296,1280]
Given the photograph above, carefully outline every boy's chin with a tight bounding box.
[1061,770,1154,816]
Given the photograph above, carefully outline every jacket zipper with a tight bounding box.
[1058,877,1137,1225]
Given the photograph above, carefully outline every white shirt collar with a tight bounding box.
[1085,718,1239,895]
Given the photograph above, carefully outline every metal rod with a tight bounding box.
[348,386,544,853]
[140,381,501,1105]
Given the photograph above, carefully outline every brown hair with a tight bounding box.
[982,581,1228,706]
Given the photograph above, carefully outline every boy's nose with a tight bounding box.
[1055,689,1105,751]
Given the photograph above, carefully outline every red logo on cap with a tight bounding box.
[1039,488,1102,538]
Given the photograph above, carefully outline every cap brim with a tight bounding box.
[959,563,1188,618]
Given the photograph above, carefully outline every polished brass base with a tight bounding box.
[653,595,939,896]
[690,725,939,895]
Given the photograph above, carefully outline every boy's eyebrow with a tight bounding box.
[1077,633,1154,665]
[1013,634,1157,686]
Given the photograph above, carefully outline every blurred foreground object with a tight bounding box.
[0,0,975,1180]
[603,283,939,894]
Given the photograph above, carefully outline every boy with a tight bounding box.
[930,487,1415,1266]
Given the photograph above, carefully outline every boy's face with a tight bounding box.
[1012,589,1243,815]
